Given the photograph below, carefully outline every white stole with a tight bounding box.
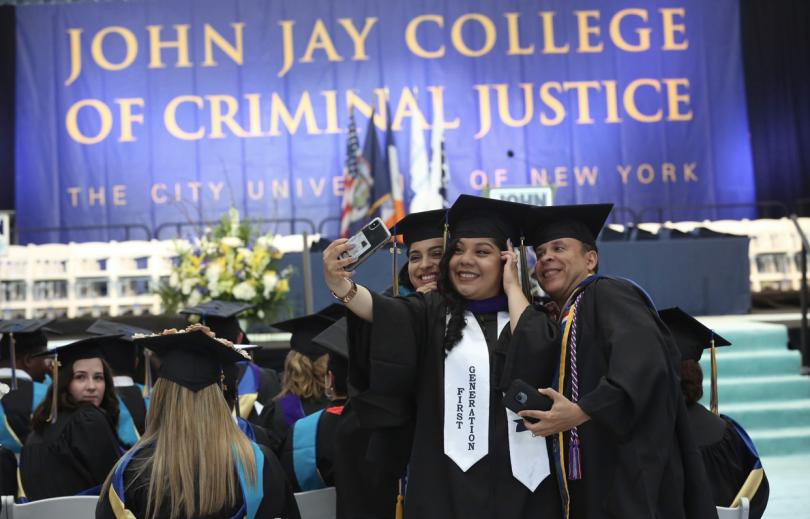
[443,311,507,471]
[443,310,552,491]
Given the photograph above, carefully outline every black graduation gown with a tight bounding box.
[0,378,38,446]
[688,403,769,518]
[238,362,282,424]
[558,278,716,519]
[20,405,121,501]
[259,395,329,453]
[95,443,301,519]
[0,445,17,496]
[347,291,562,519]
[279,400,345,491]
[116,384,147,434]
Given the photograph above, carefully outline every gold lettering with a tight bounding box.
[540,12,570,54]
[203,23,245,66]
[405,15,445,58]
[554,166,568,187]
[346,89,387,129]
[206,95,249,138]
[270,91,322,136]
[574,166,598,186]
[662,163,676,182]
[65,29,83,86]
[391,87,429,132]
[321,90,341,134]
[278,20,295,77]
[574,11,603,53]
[473,84,492,139]
[244,94,265,136]
[209,182,224,201]
[66,99,113,145]
[272,180,289,199]
[164,95,205,140]
[602,80,622,123]
[684,163,698,182]
[563,81,601,124]
[427,86,460,129]
[531,168,550,186]
[470,170,488,190]
[248,180,264,200]
[663,78,692,121]
[495,83,534,127]
[151,184,168,204]
[624,78,662,123]
[660,8,688,50]
[188,181,202,202]
[91,27,137,71]
[539,82,565,126]
[88,186,105,207]
[638,163,655,184]
[112,185,127,206]
[337,18,377,60]
[146,25,191,69]
[505,13,534,55]
[300,20,343,63]
[451,14,496,58]
[610,9,651,52]
[617,165,632,184]
[115,98,144,142]
[67,187,81,207]
[309,177,326,197]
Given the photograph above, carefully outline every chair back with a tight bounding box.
[294,487,336,519]
[0,494,99,519]
[716,496,750,519]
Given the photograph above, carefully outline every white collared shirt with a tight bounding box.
[0,368,32,381]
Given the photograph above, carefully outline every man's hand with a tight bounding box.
[518,387,590,437]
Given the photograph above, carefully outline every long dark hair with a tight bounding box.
[31,357,120,433]
[437,236,507,354]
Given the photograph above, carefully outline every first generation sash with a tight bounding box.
[443,311,508,472]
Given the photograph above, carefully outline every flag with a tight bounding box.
[383,112,406,227]
[408,117,442,212]
[340,110,372,238]
[366,112,396,228]
[429,110,450,208]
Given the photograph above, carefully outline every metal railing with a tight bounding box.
[153,218,316,240]
[789,214,810,372]
[14,223,153,243]
[637,201,791,223]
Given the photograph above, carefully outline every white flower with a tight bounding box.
[187,289,202,307]
[181,278,195,296]
[205,263,222,282]
[221,236,243,248]
[208,280,222,298]
[256,235,272,249]
[262,271,279,298]
[233,282,256,301]
[169,272,180,288]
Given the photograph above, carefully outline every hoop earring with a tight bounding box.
[324,374,336,401]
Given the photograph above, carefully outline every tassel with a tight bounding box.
[519,236,532,301]
[8,334,17,391]
[47,357,60,423]
[143,349,153,399]
[568,435,582,480]
[710,334,719,415]
[391,225,400,295]
[442,209,449,253]
[395,478,405,519]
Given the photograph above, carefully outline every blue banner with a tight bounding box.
[15,0,755,242]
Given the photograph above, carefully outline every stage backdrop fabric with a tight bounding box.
[15,0,755,243]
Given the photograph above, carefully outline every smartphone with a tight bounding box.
[340,217,392,271]
[504,379,553,423]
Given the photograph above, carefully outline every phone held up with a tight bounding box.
[504,379,553,424]
[339,217,392,272]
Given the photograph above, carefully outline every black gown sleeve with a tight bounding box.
[503,305,560,389]
[0,445,17,496]
[257,444,301,519]
[66,407,122,486]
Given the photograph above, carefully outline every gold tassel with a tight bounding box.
[395,478,405,519]
[710,335,719,415]
[143,349,152,398]
[47,357,61,423]
[391,235,400,295]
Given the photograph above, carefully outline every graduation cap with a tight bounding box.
[448,195,531,244]
[524,204,614,247]
[271,306,343,360]
[34,334,122,422]
[0,319,55,390]
[180,300,252,344]
[134,329,250,392]
[86,320,152,373]
[391,209,447,247]
[312,317,348,396]
[659,307,731,415]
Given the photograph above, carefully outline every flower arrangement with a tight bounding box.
[157,208,292,320]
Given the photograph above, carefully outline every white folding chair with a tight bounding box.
[716,496,750,519]
[0,494,98,519]
[294,487,337,519]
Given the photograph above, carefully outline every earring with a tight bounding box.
[324,374,336,400]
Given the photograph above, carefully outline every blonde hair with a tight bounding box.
[114,378,257,519]
[276,350,329,401]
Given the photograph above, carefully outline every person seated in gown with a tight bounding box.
[0,382,18,496]
[0,319,55,452]
[96,325,300,519]
[181,300,281,423]
[322,195,563,519]
[259,306,343,439]
[86,320,152,447]
[660,307,770,518]
[20,335,123,500]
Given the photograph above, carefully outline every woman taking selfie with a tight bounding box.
[322,195,562,519]
[96,327,299,519]
[21,335,123,500]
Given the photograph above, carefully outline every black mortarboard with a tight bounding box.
[271,306,343,360]
[448,195,531,243]
[0,319,54,358]
[35,334,122,366]
[391,209,447,246]
[134,329,250,392]
[525,204,614,247]
[86,320,152,375]
[658,307,731,362]
[180,300,252,344]
[312,318,348,360]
